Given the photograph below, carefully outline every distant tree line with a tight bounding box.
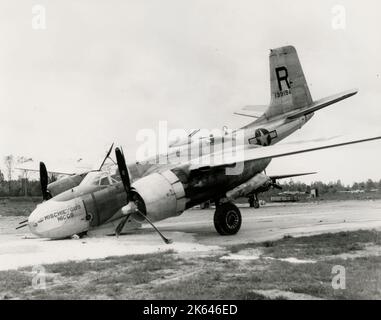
[0,179,42,197]
[265,178,381,197]
[1,171,380,198]
[0,154,42,197]
[1,154,380,198]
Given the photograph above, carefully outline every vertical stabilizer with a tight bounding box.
[266,46,313,118]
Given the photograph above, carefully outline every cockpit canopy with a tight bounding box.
[79,169,121,187]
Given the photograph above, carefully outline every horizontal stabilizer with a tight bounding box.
[286,89,358,120]
[234,105,267,118]
[233,112,262,118]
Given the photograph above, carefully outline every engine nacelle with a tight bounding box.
[130,170,187,223]
[47,173,87,197]
[226,173,271,199]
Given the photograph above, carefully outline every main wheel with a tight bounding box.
[214,203,242,235]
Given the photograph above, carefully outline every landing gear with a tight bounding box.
[214,202,242,235]
[249,194,260,209]
[200,201,211,209]
[71,231,88,239]
[77,231,88,238]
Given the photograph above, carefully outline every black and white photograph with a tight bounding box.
[0,0,380,307]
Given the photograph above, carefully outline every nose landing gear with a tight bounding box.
[213,202,242,235]
[249,194,260,209]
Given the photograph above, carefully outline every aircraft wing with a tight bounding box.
[188,132,381,171]
[269,172,316,180]
[15,167,74,175]
[286,89,358,120]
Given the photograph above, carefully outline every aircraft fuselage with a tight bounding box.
[27,113,314,239]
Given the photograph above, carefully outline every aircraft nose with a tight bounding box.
[26,199,88,239]
[27,205,44,236]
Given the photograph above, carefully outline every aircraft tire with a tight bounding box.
[253,201,260,209]
[214,203,242,235]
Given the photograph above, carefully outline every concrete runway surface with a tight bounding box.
[1,200,381,271]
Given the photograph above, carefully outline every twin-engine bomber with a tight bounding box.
[17,46,381,242]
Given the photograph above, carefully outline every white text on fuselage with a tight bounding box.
[44,204,81,222]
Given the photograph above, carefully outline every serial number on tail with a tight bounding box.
[275,89,291,98]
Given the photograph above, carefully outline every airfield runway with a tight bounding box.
[1,200,381,271]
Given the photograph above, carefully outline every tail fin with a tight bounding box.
[266,46,312,118]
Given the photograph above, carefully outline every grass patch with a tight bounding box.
[2,231,380,300]
[45,260,115,277]
[229,229,381,259]
[0,270,31,298]
[0,200,37,217]
[43,250,176,277]
[152,256,381,300]
[3,250,182,299]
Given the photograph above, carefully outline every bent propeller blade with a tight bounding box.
[115,214,130,237]
[98,142,114,171]
[115,147,132,200]
[39,162,50,201]
[134,209,173,244]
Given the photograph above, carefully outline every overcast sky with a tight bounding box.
[0,0,380,185]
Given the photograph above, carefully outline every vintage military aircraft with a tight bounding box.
[26,45,356,207]
[16,45,378,242]
[163,45,358,207]
[18,133,381,242]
